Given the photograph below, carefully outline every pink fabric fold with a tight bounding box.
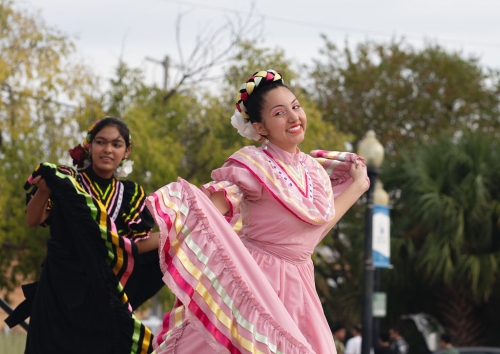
[146,178,316,354]
[309,150,368,197]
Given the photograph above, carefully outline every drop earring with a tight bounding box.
[263,138,269,150]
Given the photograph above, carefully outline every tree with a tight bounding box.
[382,130,500,345]
[0,0,101,294]
[146,4,263,104]
[309,36,500,151]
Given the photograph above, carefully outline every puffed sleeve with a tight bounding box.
[201,160,264,217]
[310,150,369,198]
[121,181,155,241]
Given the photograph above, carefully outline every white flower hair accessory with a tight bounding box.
[230,109,262,141]
[114,159,134,178]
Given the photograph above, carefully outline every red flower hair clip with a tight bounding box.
[69,144,87,168]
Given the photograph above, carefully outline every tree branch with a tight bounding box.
[163,1,262,103]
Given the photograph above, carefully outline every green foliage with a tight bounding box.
[309,36,500,340]
[0,0,100,292]
[224,40,299,89]
[382,130,500,343]
[104,61,239,190]
[310,36,500,149]
[110,71,188,190]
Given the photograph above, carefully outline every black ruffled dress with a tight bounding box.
[6,163,164,354]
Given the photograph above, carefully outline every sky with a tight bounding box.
[20,0,500,89]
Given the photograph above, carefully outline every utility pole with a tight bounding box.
[145,55,170,90]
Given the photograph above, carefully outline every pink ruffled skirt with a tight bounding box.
[146,178,318,354]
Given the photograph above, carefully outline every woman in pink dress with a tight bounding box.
[145,70,369,353]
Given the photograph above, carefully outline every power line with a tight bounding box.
[157,0,500,50]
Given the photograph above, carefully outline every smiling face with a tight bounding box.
[89,125,130,179]
[252,86,306,153]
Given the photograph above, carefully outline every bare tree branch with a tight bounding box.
[175,10,191,70]
[162,0,263,102]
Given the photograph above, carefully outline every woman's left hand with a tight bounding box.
[350,159,369,192]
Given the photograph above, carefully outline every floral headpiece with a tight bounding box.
[231,69,284,141]
[69,117,134,178]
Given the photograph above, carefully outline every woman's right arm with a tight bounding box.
[136,192,230,253]
[26,176,52,227]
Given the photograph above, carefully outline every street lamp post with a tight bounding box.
[373,180,390,349]
[357,130,385,354]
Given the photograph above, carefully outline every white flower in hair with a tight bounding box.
[231,109,262,141]
[114,159,134,178]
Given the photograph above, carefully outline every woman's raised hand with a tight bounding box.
[32,175,52,194]
[26,176,52,227]
[350,159,369,192]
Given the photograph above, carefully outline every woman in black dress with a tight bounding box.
[7,117,163,353]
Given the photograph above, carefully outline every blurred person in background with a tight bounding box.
[375,332,396,354]
[439,333,459,354]
[333,324,347,354]
[390,327,409,354]
[345,325,363,354]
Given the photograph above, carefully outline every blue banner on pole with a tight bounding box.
[373,204,390,268]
